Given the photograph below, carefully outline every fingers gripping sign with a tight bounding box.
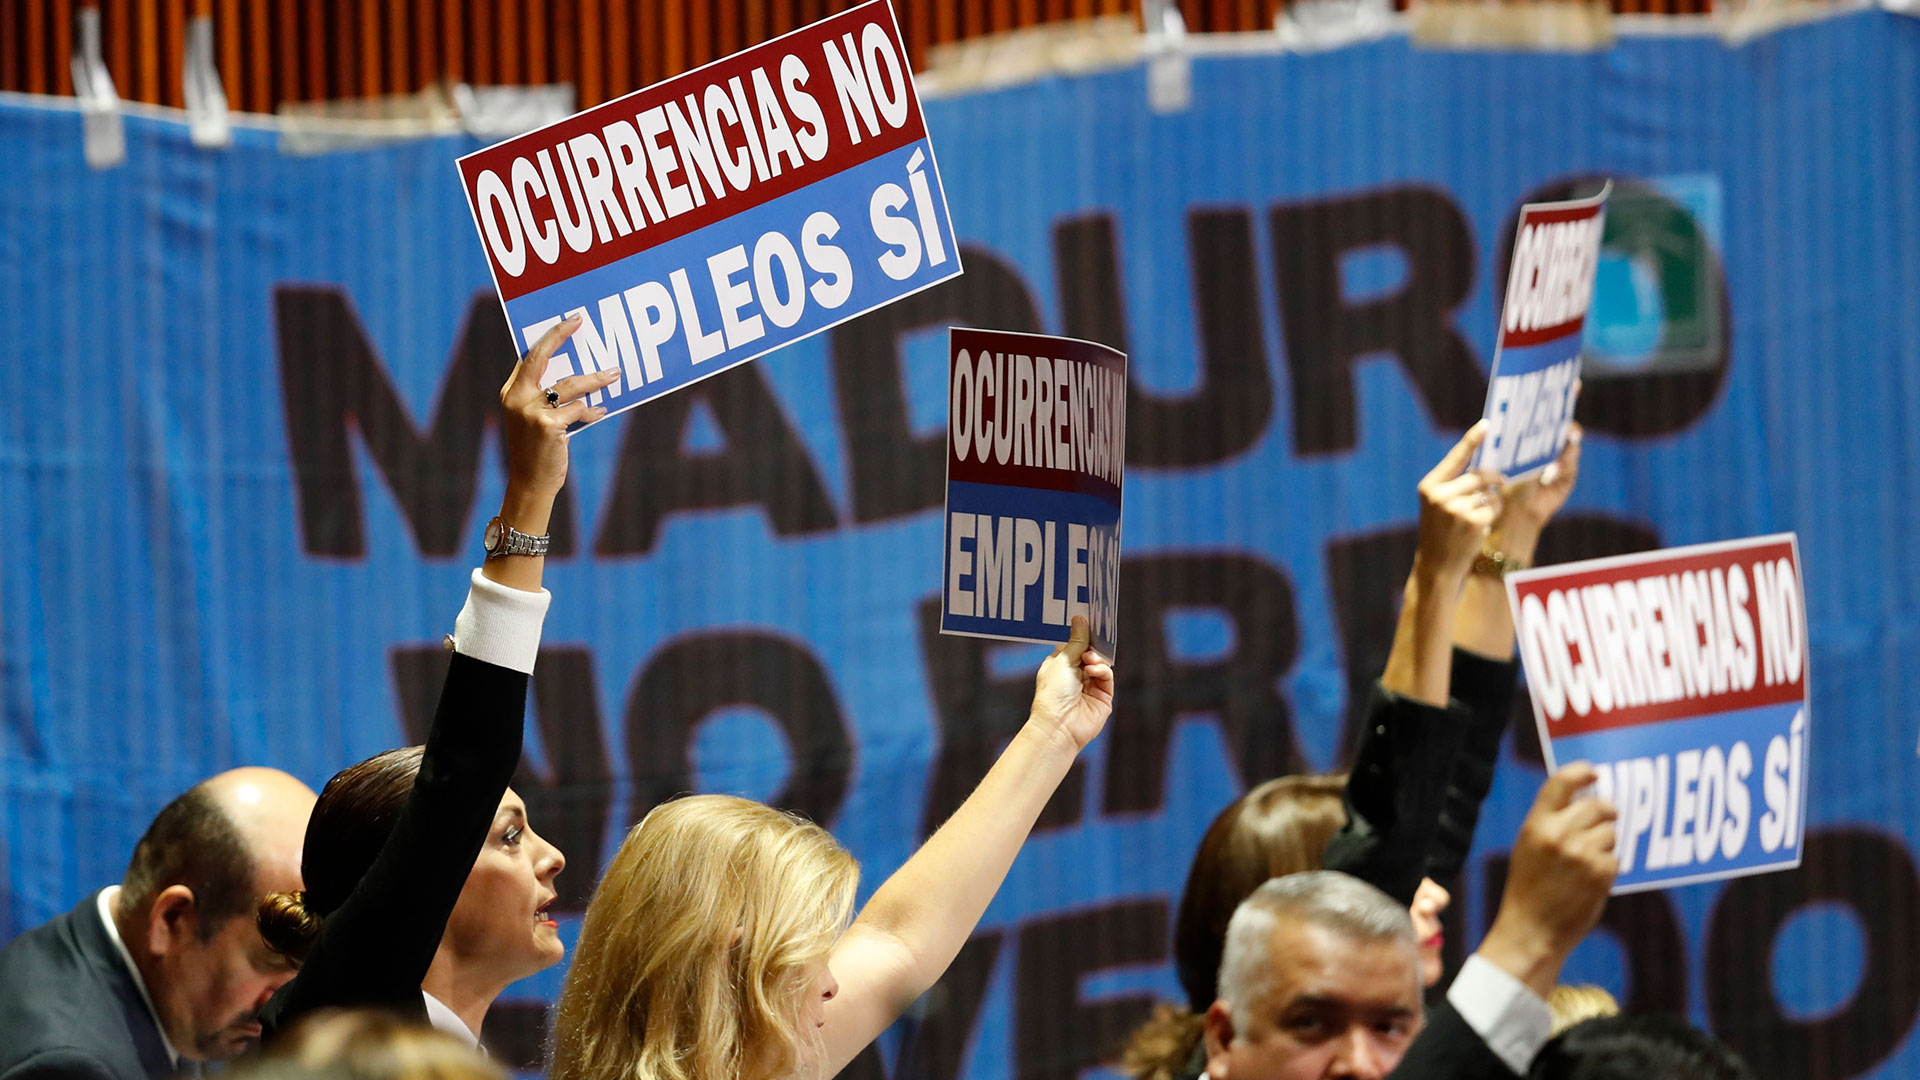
[1029,616,1116,753]
[1416,421,1505,581]
[500,314,618,497]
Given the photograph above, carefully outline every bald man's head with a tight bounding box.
[115,768,316,1060]
[119,768,316,938]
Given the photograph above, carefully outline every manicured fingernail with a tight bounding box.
[1568,427,1584,445]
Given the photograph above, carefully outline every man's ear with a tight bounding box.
[145,885,199,957]
[1203,1000,1236,1080]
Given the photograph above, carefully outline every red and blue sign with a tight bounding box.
[1507,535,1810,893]
[940,328,1127,657]
[1476,185,1609,479]
[457,0,959,423]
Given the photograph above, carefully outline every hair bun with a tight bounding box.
[257,890,323,965]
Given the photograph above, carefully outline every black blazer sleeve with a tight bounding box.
[1388,999,1520,1080]
[1322,684,1471,907]
[1425,650,1521,884]
[262,650,529,1030]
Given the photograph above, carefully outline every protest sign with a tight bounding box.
[1507,534,1809,893]
[457,0,960,425]
[1475,184,1610,478]
[940,328,1127,657]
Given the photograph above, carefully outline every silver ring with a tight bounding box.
[544,387,561,408]
[1474,491,1490,507]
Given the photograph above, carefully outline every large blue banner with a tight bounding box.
[3,11,1919,1079]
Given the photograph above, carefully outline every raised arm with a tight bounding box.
[1453,421,1582,661]
[1381,422,1503,707]
[1325,425,1502,904]
[1429,424,1583,884]
[1389,765,1618,1080]
[820,618,1115,1074]
[262,318,616,1024]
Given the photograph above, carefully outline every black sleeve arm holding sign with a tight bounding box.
[1323,684,1471,907]
[1426,649,1522,884]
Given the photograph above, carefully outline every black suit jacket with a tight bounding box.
[0,894,178,1080]
[259,650,528,1035]
[1389,999,1520,1080]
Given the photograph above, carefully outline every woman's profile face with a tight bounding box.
[1409,877,1451,987]
[444,789,568,983]
[797,956,840,1033]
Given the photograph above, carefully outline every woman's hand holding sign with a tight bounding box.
[1383,422,1504,706]
[484,314,620,592]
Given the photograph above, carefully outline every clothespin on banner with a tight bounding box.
[70,4,126,169]
[1276,0,1396,51]
[183,13,233,148]
[1142,0,1191,114]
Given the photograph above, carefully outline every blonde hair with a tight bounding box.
[551,795,860,1080]
[1548,984,1622,1036]
[251,1009,506,1080]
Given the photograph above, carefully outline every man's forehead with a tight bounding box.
[1262,917,1421,1009]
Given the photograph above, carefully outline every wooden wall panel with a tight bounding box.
[0,0,1792,112]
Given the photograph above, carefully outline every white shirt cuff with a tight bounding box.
[448,568,550,674]
[1447,954,1552,1076]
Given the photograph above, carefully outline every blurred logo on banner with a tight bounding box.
[1585,175,1727,377]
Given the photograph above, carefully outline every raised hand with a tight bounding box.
[1478,763,1619,996]
[1495,420,1584,562]
[1028,616,1116,752]
[497,314,620,499]
[1415,421,1504,584]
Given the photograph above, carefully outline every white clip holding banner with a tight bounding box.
[183,15,232,148]
[1142,0,1191,114]
[70,7,126,169]
[1276,0,1396,51]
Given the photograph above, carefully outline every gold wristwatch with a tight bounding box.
[1472,548,1529,579]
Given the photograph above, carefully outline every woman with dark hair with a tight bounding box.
[255,316,615,1044]
[1123,421,1585,1080]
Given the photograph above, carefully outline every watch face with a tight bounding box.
[484,518,503,552]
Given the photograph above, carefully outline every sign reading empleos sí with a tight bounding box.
[1475,184,1610,478]
[941,329,1127,657]
[1508,535,1809,894]
[457,0,960,424]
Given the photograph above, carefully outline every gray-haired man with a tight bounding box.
[1205,764,1619,1080]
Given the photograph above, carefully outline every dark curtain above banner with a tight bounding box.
[3,11,1919,1079]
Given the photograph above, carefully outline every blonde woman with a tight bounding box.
[552,618,1115,1080]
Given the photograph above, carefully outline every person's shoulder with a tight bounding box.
[1,1046,127,1080]
[0,900,115,995]
[0,901,149,1080]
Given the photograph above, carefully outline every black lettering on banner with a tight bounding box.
[1706,827,1920,1079]
[830,245,1044,524]
[1479,853,1688,1015]
[594,362,838,556]
[1053,210,1274,467]
[390,645,612,911]
[1323,514,1661,770]
[915,595,1089,836]
[623,631,854,827]
[915,553,1303,836]
[1101,554,1303,815]
[1015,899,1169,1080]
[1269,187,1486,455]
[276,286,578,559]
[841,931,1005,1080]
[1494,177,1730,438]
